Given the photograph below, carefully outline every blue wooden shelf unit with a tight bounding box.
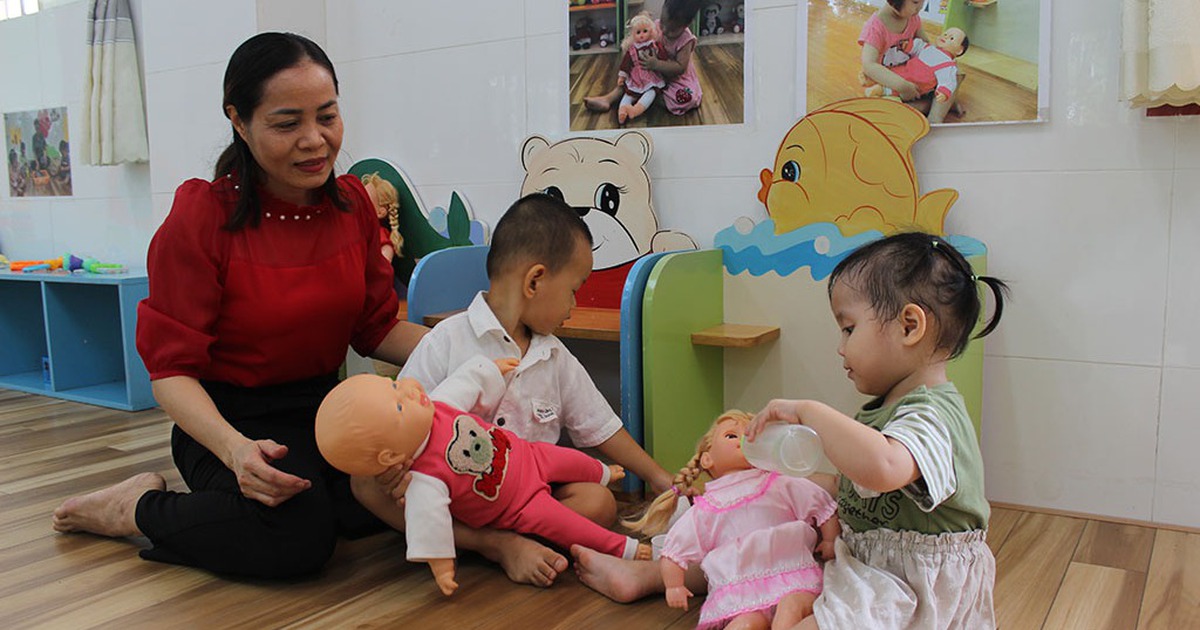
[0,271,155,411]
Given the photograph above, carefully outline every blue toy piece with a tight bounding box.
[406,245,490,326]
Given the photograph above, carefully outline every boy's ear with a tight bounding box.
[523,263,548,298]
[899,303,927,346]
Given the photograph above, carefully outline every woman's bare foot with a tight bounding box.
[479,531,568,588]
[52,472,165,537]
[584,95,614,112]
[571,544,661,603]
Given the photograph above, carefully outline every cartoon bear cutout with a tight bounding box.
[519,131,695,309]
[446,414,512,501]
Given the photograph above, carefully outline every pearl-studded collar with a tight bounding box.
[225,173,328,221]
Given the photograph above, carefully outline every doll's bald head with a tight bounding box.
[315,374,434,476]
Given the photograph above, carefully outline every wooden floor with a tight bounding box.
[3,389,1199,629]
[806,0,1039,124]
[569,41,745,131]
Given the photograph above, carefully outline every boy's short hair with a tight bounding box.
[486,193,593,279]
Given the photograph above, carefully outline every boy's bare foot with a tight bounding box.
[571,544,659,603]
[584,96,613,113]
[52,472,166,537]
[481,531,568,587]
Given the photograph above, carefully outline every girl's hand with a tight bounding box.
[746,399,803,441]
[229,438,312,507]
[896,80,920,101]
[375,455,415,507]
[665,585,693,610]
[638,48,658,70]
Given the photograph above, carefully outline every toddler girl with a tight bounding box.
[747,231,1008,629]
[627,410,840,630]
[858,0,930,102]
[584,0,704,118]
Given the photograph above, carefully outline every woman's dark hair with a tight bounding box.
[214,32,348,230]
[828,231,1009,359]
[486,193,593,280]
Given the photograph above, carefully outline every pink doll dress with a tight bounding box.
[657,21,701,114]
[661,469,837,629]
[620,39,667,96]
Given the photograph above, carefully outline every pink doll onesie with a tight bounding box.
[880,38,959,101]
[402,357,643,564]
[657,20,702,115]
[661,468,838,629]
[620,38,668,99]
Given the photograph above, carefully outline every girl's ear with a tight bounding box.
[698,451,714,473]
[899,303,927,346]
[523,263,548,298]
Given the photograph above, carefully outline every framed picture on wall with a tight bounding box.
[567,0,750,131]
[5,107,72,197]
[798,0,1050,125]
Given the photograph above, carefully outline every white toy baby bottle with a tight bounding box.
[741,424,823,477]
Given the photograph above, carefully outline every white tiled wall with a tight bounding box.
[3,0,1198,528]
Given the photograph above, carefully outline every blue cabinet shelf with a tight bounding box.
[0,271,154,411]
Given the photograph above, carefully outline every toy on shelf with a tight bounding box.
[732,3,745,33]
[572,16,595,50]
[0,253,9,269]
[701,3,724,36]
[66,253,128,274]
[8,258,63,273]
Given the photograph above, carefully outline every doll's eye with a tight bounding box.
[396,403,403,412]
[541,186,565,201]
[781,160,800,182]
[595,183,621,216]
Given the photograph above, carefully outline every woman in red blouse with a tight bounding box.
[52,32,427,578]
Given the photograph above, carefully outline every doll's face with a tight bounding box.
[937,28,966,56]
[391,378,434,427]
[632,21,654,44]
[365,181,388,219]
[700,419,752,478]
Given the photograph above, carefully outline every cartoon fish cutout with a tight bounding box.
[758,97,957,237]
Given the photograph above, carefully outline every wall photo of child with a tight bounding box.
[568,0,747,131]
[800,0,1048,125]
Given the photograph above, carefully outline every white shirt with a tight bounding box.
[400,292,623,448]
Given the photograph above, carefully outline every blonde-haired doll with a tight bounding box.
[361,172,402,261]
[617,11,668,124]
[626,410,841,629]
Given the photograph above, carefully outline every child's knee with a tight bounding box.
[553,482,617,526]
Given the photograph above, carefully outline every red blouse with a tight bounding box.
[136,174,400,387]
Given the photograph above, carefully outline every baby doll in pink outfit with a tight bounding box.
[625,410,841,629]
[617,11,669,124]
[315,356,649,596]
[865,27,969,106]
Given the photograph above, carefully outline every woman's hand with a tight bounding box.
[375,455,415,508]
[228,438,312,507]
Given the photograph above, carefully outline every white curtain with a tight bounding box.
[1121,0,1200,108]
[81,0,148,165]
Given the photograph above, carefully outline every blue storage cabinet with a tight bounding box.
[0,271,154,411]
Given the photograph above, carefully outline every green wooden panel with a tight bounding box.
[641,249,725,473]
